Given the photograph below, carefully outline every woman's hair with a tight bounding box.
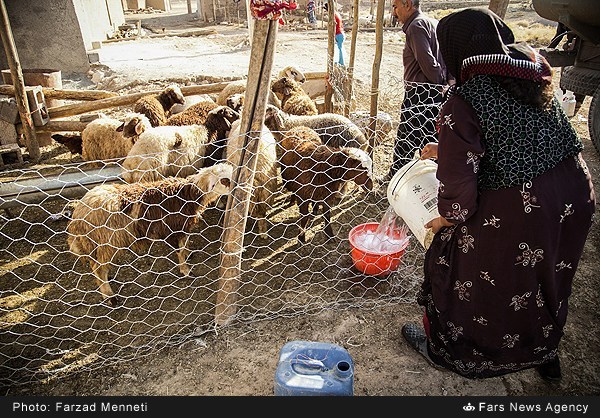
[493,76,555,110]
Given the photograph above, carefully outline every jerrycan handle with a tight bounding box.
[290,357,327,375]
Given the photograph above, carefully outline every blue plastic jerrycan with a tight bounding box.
[274,340,354,396]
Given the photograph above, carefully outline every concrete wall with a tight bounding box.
[73,0,125,50]
[0,0,125,77]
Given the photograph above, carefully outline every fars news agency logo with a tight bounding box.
[463,403,476,412]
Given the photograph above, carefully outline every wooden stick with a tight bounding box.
[16,119,89,134]
[0,84,118,100]
[215,18,278,326]
[0,0,39,162]
[324,1,337,113]
[47,82,233,119]
[345,0,360,118]
[368,0,386,156]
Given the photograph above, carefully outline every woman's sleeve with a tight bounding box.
[436,95,485,224]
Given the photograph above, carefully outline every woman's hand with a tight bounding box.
[424,216,454,234]
[420,142,438,160]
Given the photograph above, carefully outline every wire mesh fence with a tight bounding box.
[0,71,445,389]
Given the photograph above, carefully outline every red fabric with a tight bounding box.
[250,0,297,20]
[422,312,430,338]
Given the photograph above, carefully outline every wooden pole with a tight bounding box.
[0,0,40,162]
[0,85,118,100]
[324,0,336,113]
[344,0,359,118]
[367,0,385,156]
[214,18,278,326]
[47,82,234,119]
[187,0,193,14]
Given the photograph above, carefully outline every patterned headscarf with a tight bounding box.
[436,7,552,86]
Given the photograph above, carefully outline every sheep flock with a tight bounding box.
[55,66,385,305]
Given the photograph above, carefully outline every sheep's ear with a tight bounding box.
[135,120,146,135]
[116,122,125,132]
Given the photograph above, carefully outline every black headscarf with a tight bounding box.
[437,7,551,86]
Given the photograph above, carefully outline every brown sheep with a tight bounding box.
[133,84,186,127]
[271,76,318,116]
[67,162,234,306]
[165,99,219,126]
[279,126,374,243]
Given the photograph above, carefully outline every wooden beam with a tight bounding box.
[368,0,386,155]
[47,82,234,119]
[0,84,118,100]
[215,18,278,326]
[345,0,360,118]
[0,0,39,162]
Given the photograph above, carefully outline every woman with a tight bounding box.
[401,8,596,380]
[324,2,346,66]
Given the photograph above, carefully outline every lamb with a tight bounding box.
[133,84,186,127]
[278,126,374,243]
[264,104,369,154]
[165,99,219,126]
[271,76,318,116]
[51,113,152,166]
[66,162,234,306]
[223,118,281,238]
[216,65,306,108]
[121,106,239,183]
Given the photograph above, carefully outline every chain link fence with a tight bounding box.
[0,65,446,390]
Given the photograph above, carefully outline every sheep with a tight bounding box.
[216,65,306,108]
[348,110,394,148]
[264,104,369,154]
[133,84,186,127]
[165,99,219,126]
[169,94,215,114]
[271,76,318,116]
[51,113,152,166]
[278,126,374,243]
[121,106,239,183]
[66,162,234,306]
[223,118,281,238]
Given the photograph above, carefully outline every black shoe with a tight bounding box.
[401,322,445,370]
[537,356,561,382]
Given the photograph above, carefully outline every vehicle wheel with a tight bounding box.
[560,66,600,97]
[589,85,600,154]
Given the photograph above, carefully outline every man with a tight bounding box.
[383,0,449,181]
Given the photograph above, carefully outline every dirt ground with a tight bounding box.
[3,1,599,397]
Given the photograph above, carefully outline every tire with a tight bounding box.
[560,66,600,97]
[589,86,600,154]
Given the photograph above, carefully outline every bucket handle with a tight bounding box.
[390,158,420,195]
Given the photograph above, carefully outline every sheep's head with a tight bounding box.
[278,66,306,84]
[189,162,234,198]
[226,93,244,113]
[263,104,285,133]
[341,147,374,192]
[117,113,152,141]
[271,77,299,97]
[163,84,186,107]
[206,105,240,132]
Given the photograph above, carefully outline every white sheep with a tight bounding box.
[271,76,318,116]
[278,126,374,243]
[121,106,239,183]
[51,113,152,167]
[133,84,186,127]
[67,162,234,306]
[223,118,281,238]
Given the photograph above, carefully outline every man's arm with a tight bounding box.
[407,23,445,84]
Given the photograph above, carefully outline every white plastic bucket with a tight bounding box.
[387,158,439,249]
